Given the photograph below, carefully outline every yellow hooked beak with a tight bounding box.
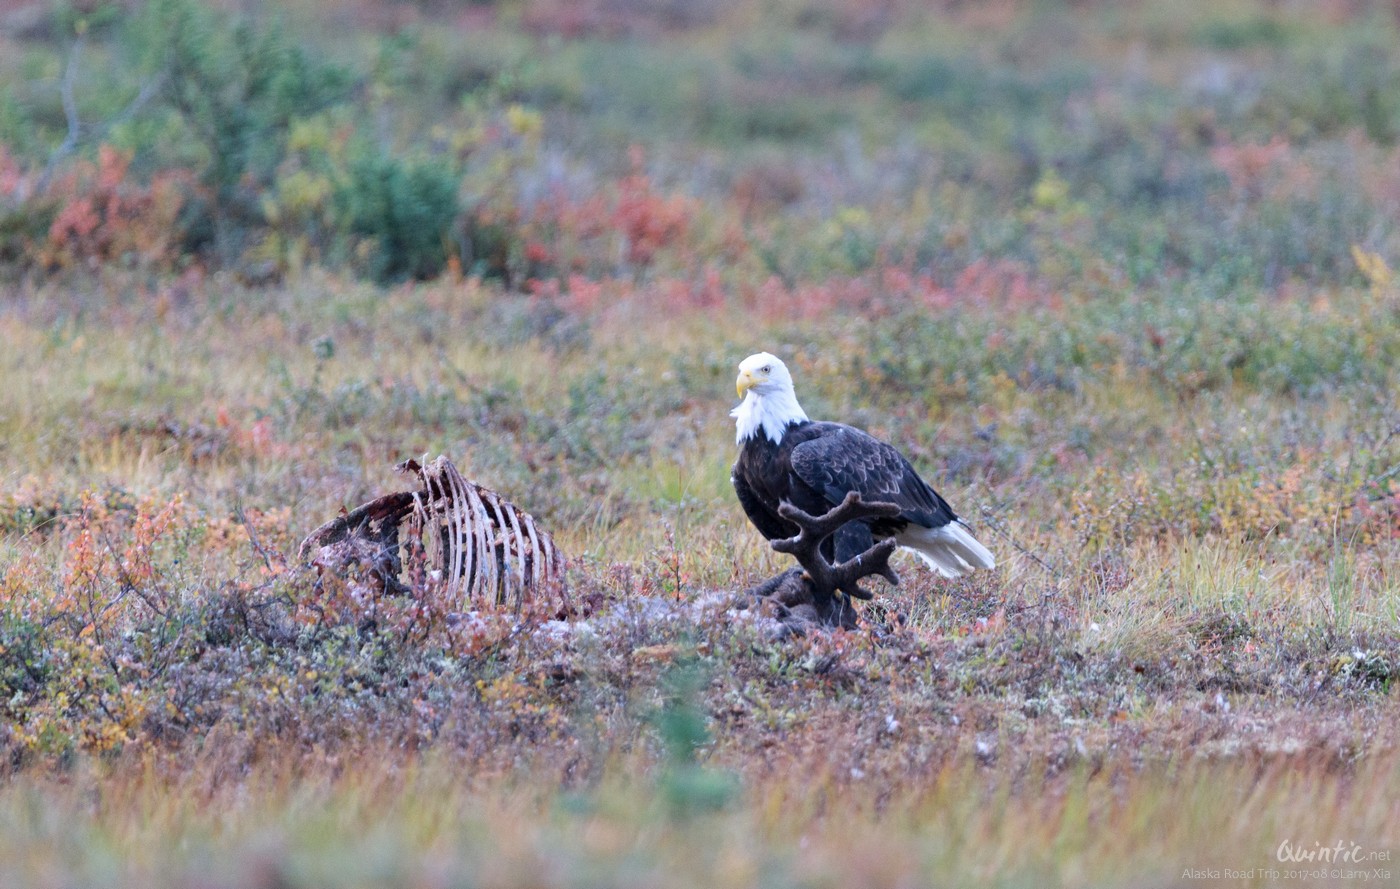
[736,369,758,398]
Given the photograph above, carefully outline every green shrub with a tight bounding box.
[131,0,353,260]
[337,149,461,284]
[1250,42,1400,143]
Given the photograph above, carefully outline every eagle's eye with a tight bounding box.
[761,365,772,374]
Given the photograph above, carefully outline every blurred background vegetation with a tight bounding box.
[1,0,1398,290]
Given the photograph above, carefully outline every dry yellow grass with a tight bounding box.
[1,740,1396,888]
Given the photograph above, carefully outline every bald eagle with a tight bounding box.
[731,352,995,578]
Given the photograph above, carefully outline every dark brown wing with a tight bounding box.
[789,423,957,530]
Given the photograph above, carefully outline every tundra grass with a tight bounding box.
[3,0,1400,885]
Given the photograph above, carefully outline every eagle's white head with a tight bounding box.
[732,352,809,445]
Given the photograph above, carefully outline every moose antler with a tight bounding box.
[773,491,902,601]
[743,491,902,634]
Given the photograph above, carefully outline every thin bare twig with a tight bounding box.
[978,504,1059,577]
[31,34,165,199]
[236,504,281,575]
[32,33,86,197]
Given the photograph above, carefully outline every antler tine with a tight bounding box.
[771,491,903,602]
[774,491,901,543]
[828,538,899,600]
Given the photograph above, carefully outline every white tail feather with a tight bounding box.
[895,522,996,579]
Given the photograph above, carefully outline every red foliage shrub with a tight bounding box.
[732,160,806,218]
[737,260,1057,322]
[518,151,701,283]
[1209,135,1293,201]
[42,145,193,272]
[946,258,1057,309]
[0,144,29,201]
[612,160,696,268]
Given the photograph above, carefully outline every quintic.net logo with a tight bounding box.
[1276,840,1391,865]
[1266,840,1393,883]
